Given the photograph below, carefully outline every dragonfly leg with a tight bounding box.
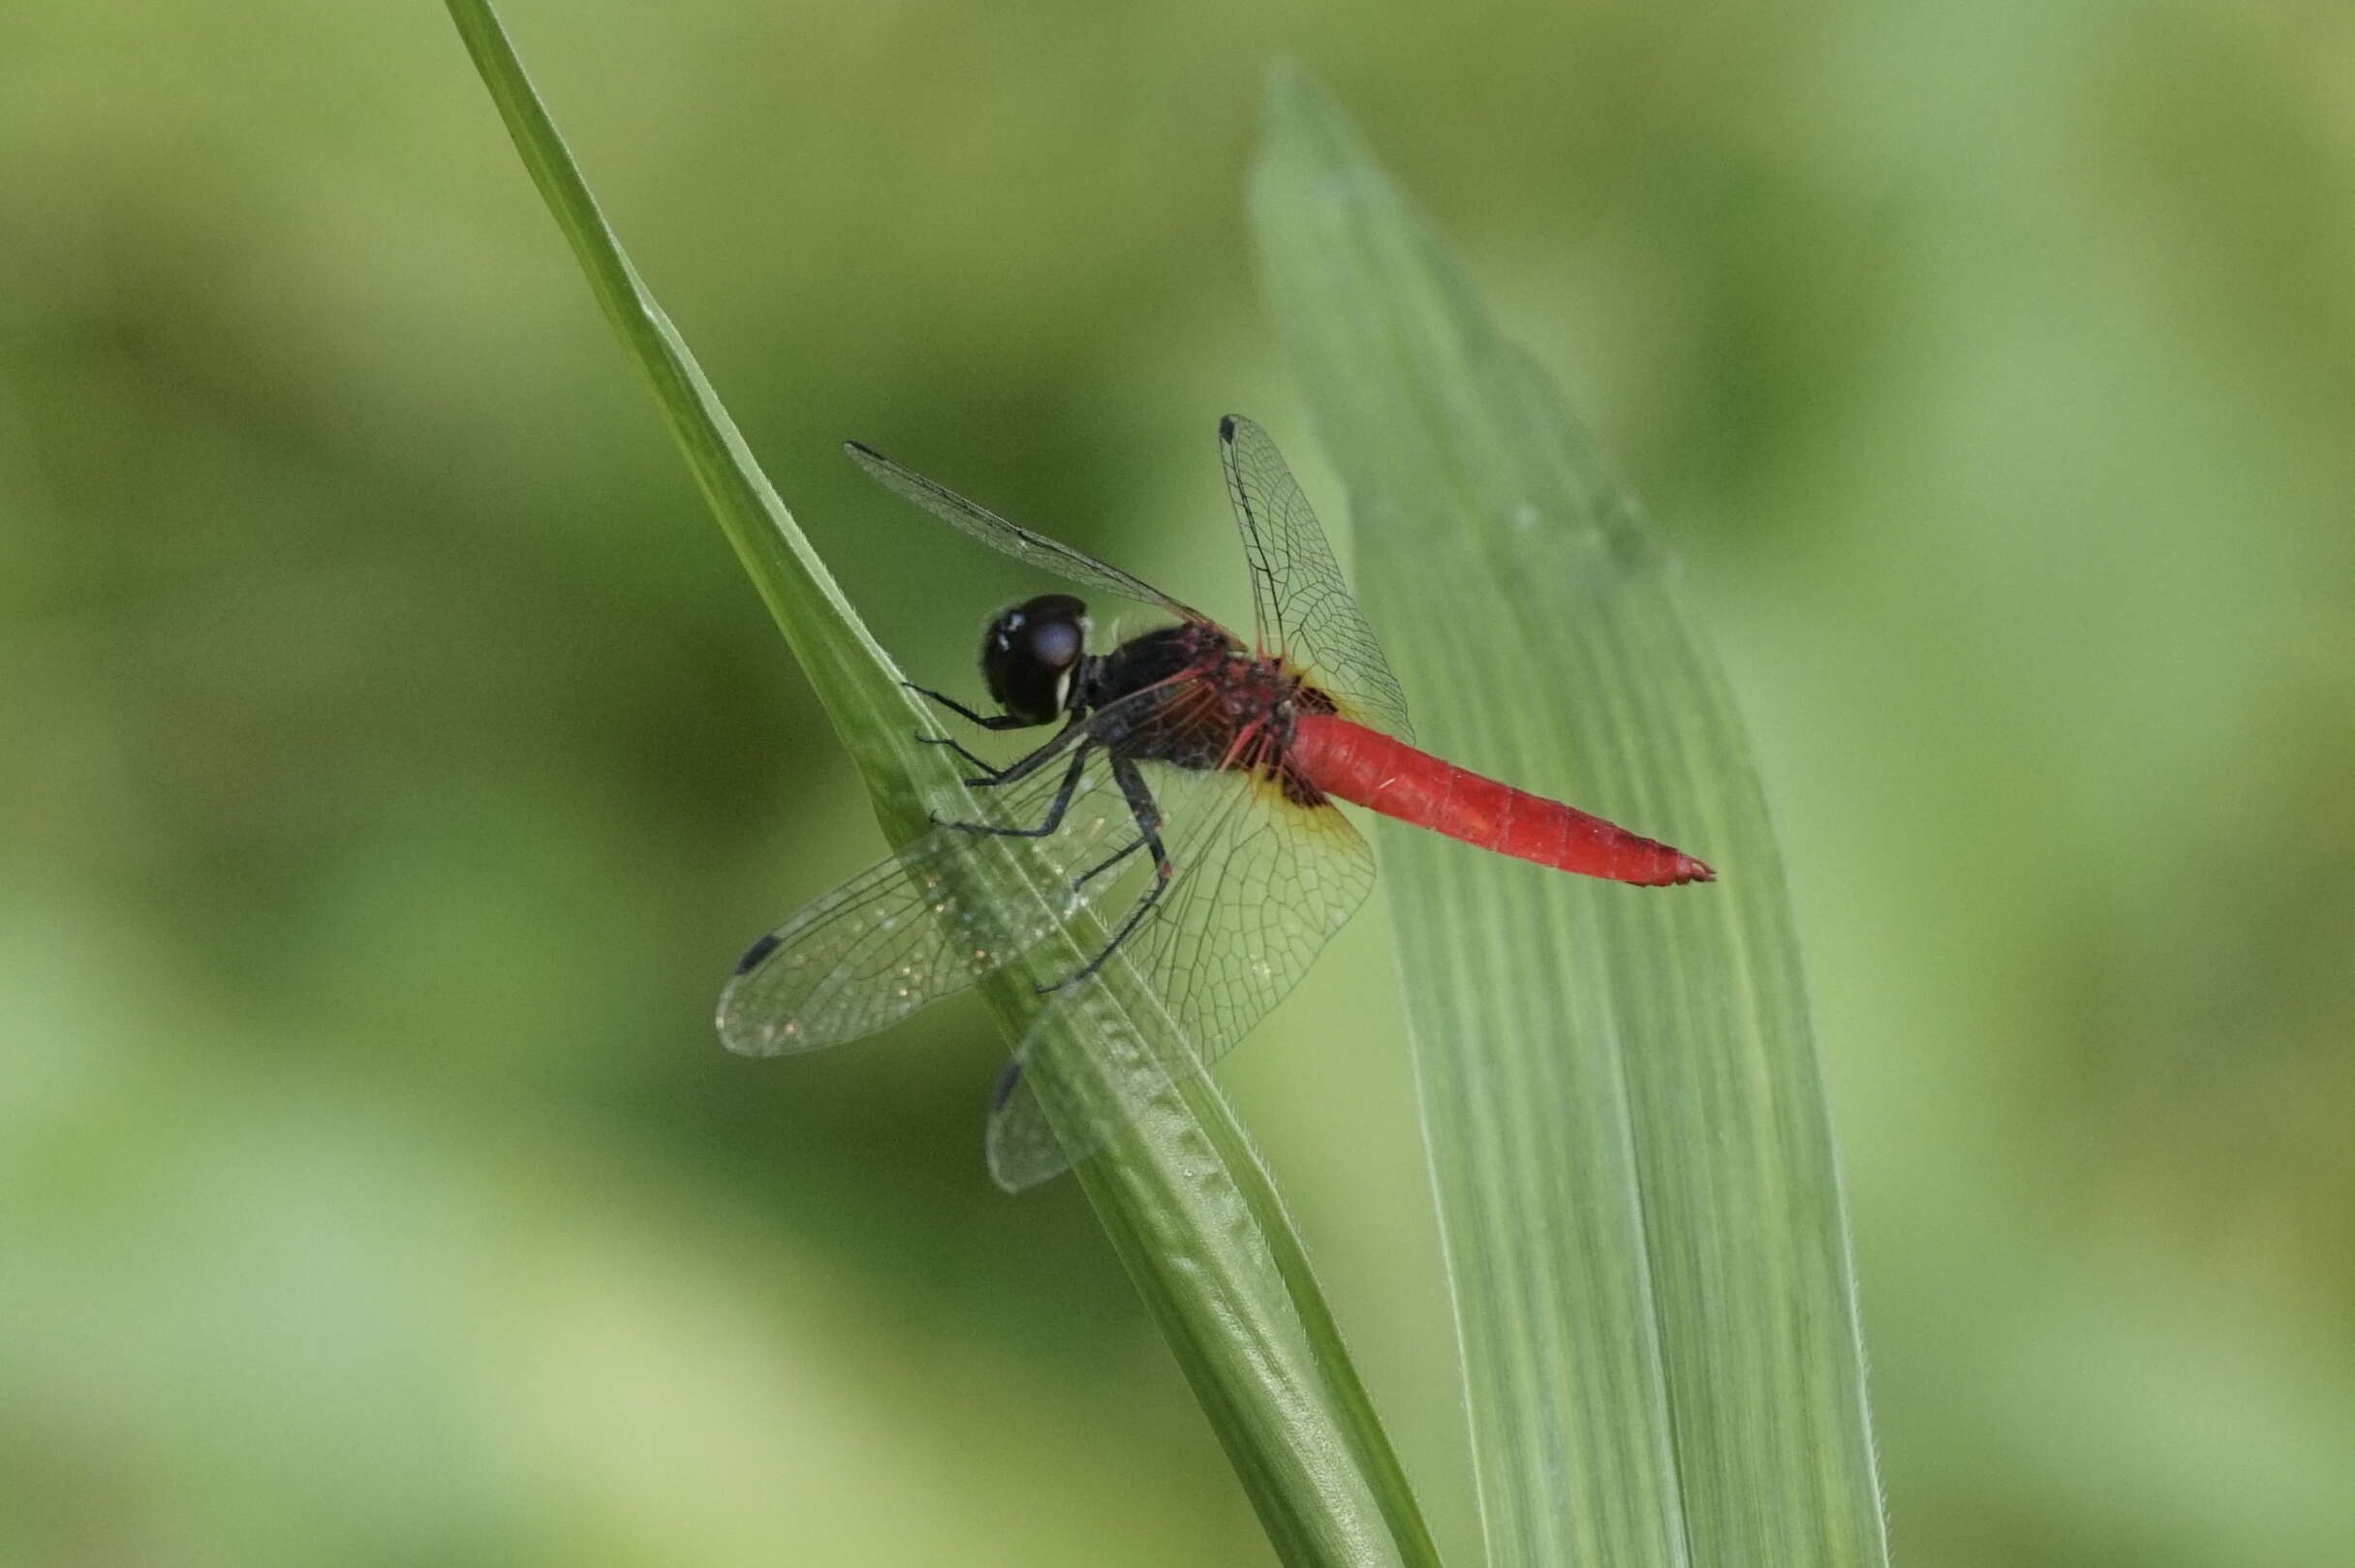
[955,711,1094,794]
[904,681,1042,732]
[1070,834,1149,892]
[1043,754,1174,992]
[916,733,1002,779]
[938,741,1093,839]
[925,715,1092,824]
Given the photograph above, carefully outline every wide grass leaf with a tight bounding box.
[1251,72,1890,1568]
[444,8,1440,1564]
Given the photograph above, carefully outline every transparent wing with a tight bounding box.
[716,734,1150,1057]
[846,440,1210,625]
[1219,415,1415,742]
[984,748,1379,1190]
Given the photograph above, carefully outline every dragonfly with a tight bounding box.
[718,415,1714,1190]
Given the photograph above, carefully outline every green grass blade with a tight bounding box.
[1251,72,1890,1568]
[444,0,910,796]
[444,9,1440,1564]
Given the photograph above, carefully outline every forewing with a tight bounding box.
[716,745,1143,1057]
[846,441,1209,625]
[986,756,1378,1190]
[1219,415,1415,741]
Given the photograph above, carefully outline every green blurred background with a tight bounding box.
[5,2,2350,1564]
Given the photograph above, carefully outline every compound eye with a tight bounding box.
[980,593,1089,723]
[1025,616,1081,673]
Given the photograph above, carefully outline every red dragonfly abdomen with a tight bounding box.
[1286,714,1715,886]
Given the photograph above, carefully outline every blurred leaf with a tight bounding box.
[1252,71,1889,1568]
[444,7,1440,1565]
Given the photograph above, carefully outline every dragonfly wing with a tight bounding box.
[846,441,1210,625]
[984,756,1378,1190]
[1219,415,1415,742]
[716,745,1146,1057]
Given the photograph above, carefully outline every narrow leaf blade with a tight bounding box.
[1252,71,1890,1568]
[445,10,1441,1564]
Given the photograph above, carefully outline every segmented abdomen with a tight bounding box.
[1285,715,1714,887]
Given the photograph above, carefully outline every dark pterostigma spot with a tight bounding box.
[1218,413,1237,442]
[733,932,782,974]
[990,1058,1024,1113]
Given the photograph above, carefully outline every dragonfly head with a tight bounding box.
[981,593,1090,723]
